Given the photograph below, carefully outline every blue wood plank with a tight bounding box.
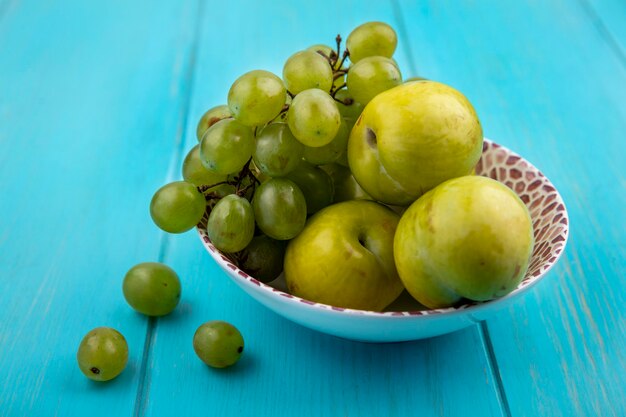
[142,1,507,416]
[581,0,626,67]
[0,0,197,415]
[395,0,626,415]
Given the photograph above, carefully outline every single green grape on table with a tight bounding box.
[193,321,244,368]
[77,327,128,381]
[228,70,286,127]
[207,194,255,253]
[196,104,232,141]
[123,262,181,316]
[150,181,206,233]
[287,88,341,147]
[252,178,307,240]
[283,50,333,94]
[346,21,397,63]
[253,122,304,177]
[200,118,255,175]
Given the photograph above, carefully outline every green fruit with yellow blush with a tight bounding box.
[393,176,534,309]
[284,200,403,311]
[348,80,483,206]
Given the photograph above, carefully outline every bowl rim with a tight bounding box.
[197,138,570,318]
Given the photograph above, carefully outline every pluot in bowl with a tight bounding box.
[197,140,569,342]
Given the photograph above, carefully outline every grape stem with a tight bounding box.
[316,50,337,64]
[333,96,353,105]
[330,83,347,98]
[336,50,350,72]
[328,35,350,96]
[332,71,347,81]
[196,157,259,204]
[334,35,342,68]
[197,181,230,192]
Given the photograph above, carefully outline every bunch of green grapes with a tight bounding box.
[150,21,416,282]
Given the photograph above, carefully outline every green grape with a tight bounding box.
[283,50,333,94]
[346,56,401,105]
[335,147,350,167]
[343,115,357,130]
[287,88,341,147]
[320,163,372,203]
[182,144,228,187]
[252,178,307,240]
[228,70,286,127]
[269,93,292,123]
[307,45,346,81]
[302,117,349,165]
[346,21,397,63]
[200,119,254,175]
[305,45,346,89]
[193,321,244,368]
[150,181,206,233]
[237,235,286,283]
[250,160,271,183]
[77,327,128,381]
[339,116,356,165]
[196,105,232,142]
[286,162,333,214]
[334,89,364,120]
[307,44,337,61]
[253,123,304,177]
[123,262,181,316]
[207,194,255,253]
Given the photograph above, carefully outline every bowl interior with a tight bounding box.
[197,139,569,317]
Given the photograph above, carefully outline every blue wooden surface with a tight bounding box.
[0,1,624,416]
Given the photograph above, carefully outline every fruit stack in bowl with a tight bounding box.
[150,22,565,322]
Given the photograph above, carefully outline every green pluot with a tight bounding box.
[284,200,403,311]
[393,176,534,309]
[347,81,483,206]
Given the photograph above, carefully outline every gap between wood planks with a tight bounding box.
[132,1,205,416]
[479,322,513,417]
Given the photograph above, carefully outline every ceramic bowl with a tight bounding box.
[197,139,569,342]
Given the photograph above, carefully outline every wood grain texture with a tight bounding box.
[141,1,505,417]
[581,0,626,67]
[0,0,198,415]
[395,0,626,415]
